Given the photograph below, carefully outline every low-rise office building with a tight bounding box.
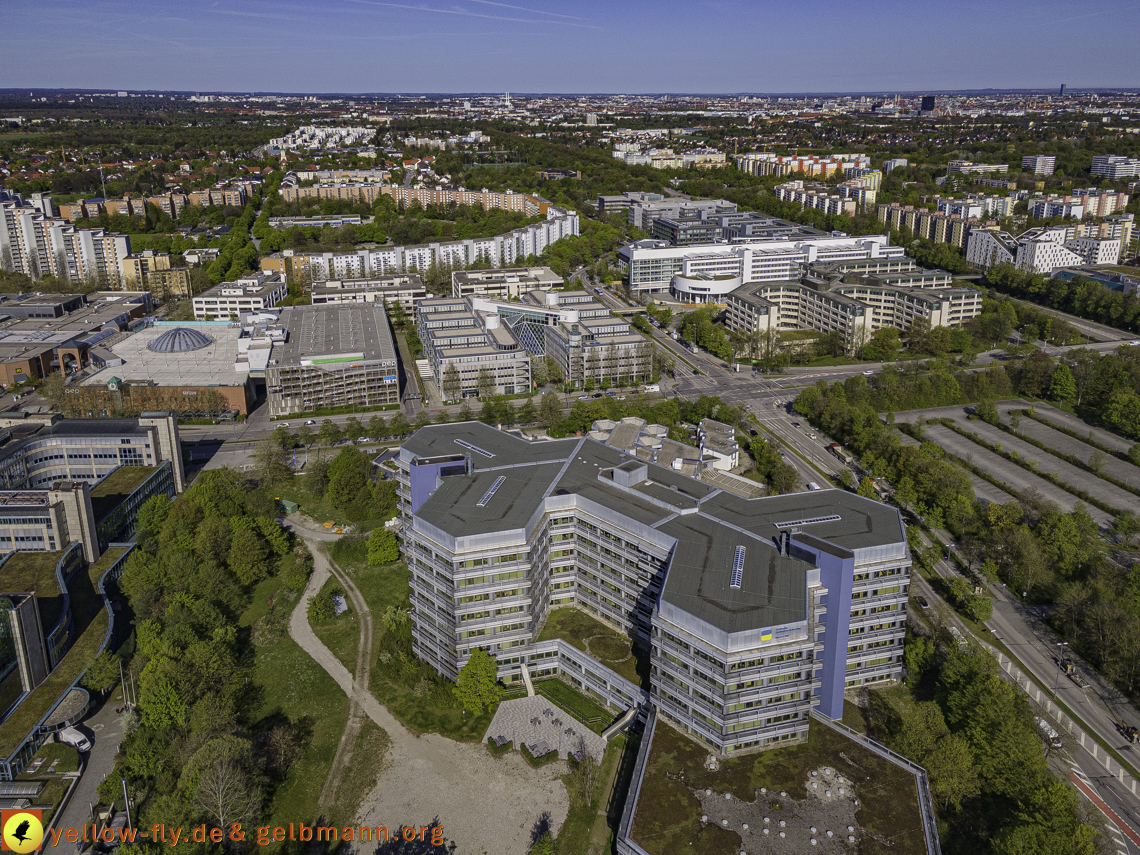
[265,304,400,417]
[310,275,427,311]
[397,422,909,755]
[451,267,563,300]
[192,273,287,320]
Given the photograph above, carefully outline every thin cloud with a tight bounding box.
[465,0,593,21]
[344,0,602,28]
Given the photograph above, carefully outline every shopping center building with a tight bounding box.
[397,423,910,755]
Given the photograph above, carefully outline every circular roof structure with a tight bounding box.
[147,327,213,354]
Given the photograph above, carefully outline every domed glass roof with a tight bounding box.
[147,327,213,353]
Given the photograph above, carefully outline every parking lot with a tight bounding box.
[1002,401,1135,455]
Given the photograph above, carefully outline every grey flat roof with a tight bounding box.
[274,304,396,366]
[402,425,906,629]
[657,515,808,631]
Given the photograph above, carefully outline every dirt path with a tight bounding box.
[314,539,375,814]
[285,517,570,853]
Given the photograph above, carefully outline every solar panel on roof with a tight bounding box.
[476,475,506,507]
[729,545,745,589]
[455,438,495,458]
[773,515,842,529]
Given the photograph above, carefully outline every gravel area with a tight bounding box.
[355,733,570,855]
[897,432,1016,505]
[696,766,865,854]
[1013,402,1135,455]
[939,414,1136,515]
[923,425,1114,527]
[487,695,607,762]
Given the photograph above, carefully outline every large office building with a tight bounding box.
[627,198,738,231]
[265,304,400,417]
[192,273,287,320]
[397,423,910,755]
[417,290,652,399]
[0,412,184,561]
[967,226,1122,273]
[724,258,981,354]
[261,207,578,285]
[617,218,905,299]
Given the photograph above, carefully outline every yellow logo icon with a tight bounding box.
[2,811,43,853]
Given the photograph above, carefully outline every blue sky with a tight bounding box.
[3,0,1138,94]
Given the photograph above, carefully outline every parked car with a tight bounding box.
[916,595,930,610]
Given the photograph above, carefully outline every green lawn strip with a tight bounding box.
[0,551,114,757]
[19,743,80,776]
[1023,409,1135,463]
[536,607,647,688]
[988,417,1140,500]
[983,633,1140,782]
[242,574,351,834]
[556,734,628,854]
[327,719,390,826]
[935,419,1124,517]
[534,679,615,735]
[36,778,68,824]
[631,718,926,855]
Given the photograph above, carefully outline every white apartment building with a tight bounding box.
[1091,155,1140,180]
[1028,199,1086,219]
[192,273,287,320]
[774,182,856,216]
[968,226,1122,273]
[947,161,1009,175]
[1,193,129,287]
[268,207,579,283]
[1022,155,1057,175]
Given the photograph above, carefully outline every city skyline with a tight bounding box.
[3,0,1139,94]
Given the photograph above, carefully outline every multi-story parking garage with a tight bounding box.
[396,423,911,755]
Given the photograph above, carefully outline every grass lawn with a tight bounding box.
[537,607,649,688]
[555,734,627,854]
[328,719,390,826]
[89,466,156,522]
[36,778,68,825]
[19,742,80,776]
[535,679,616,734]
[242,573,351,835]
[632,718,926,855]
[310,576,357,673]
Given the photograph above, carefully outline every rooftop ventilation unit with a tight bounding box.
[773,514,841,529]
[729,545,745,589]
[454,438,495,458]
[476,475,506,507]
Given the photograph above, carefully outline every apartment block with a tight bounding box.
[1022,155,1057,175]
[382,186,552,217]
[774,182,856,217]
[1091,155,1140,180]
[120,250,193,300]
[734,152,870,178]
[279,183,385,205]
[397,423,910,755]
[967,225,1122,273]
[1,194,129,287]
[261,207,579,285]
[947,161,1009,175]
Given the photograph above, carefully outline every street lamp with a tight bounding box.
[1053,641,1069,696]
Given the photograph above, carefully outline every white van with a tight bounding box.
[59,727,91,752]
[643,384,660,393]
[806,482,821,491]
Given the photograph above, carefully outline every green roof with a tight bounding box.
[0,552,65,632]
[90,466,157,523]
